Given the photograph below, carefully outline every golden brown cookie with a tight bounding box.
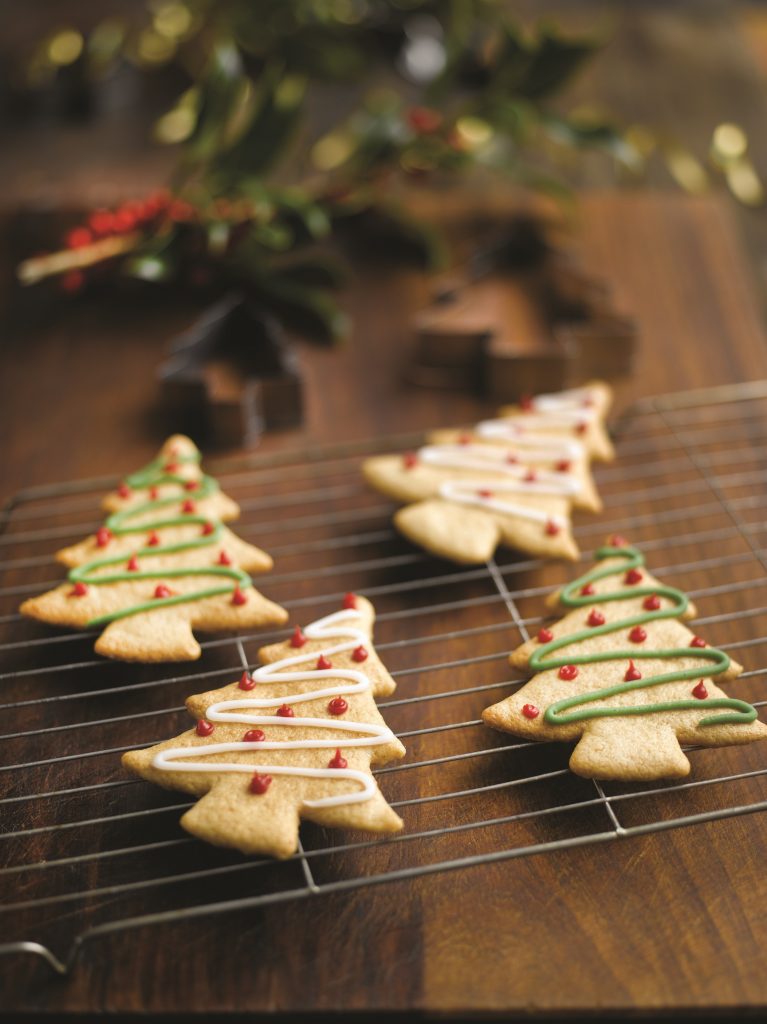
[123,595,405,858]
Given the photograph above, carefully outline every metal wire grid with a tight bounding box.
[2,380,767,976]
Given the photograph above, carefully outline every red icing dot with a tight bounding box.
[217,550,231,565]
[328,697,348,716]
[154,584,173,599]
[643,594,661,611]
[692,680,708,700]
[127,555,139,572]
[68,582,88,597]
[520,394,534,412]
[575,421,588,435]
[244,729,265,742]
[147,531,160,546]
[624,660,642,681]
[609,534,628,547]
[690,636,707,648]
[182,499,196,514]
[118,483,131,498]
[201,521,215,536]
[537,628,553,643]
[328,749,348,769]
[149,486,159,500]
[290,626,307,648]
[506,453,518,464]
[196,719,214,737]
[342,593,358,610]
[184,480,199,491]
[352,645,368,662]
[587,609,605,627]
[524,469,537,483]
[164,462,179,474]
[629,626,647,643]
[249,773,272,795]
[625,568,643,585]
[559,665,578,681]
[231,586,247,606]
[545,520,561,536]
[522,703,540,719]
[239,671,256,690]
[477,488,493,499]
[556,459,571,472]
[581,583,595,596]
[96,526,112,548]
[276,704,295,718]
[317,654,332,670]
[403,451,418,469]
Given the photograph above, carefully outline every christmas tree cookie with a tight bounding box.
[20,435,287,661]
[483,538,767,780]
[122,595,405,858]
[362,382,613,565]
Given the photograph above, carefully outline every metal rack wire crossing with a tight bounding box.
[2,380,767,975]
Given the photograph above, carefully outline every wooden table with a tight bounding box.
[3,191,767,1018]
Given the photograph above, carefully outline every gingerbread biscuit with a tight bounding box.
[20,435,287,661]
[122,594,405,858]
[483,537,767,780]
[363,382,613,564]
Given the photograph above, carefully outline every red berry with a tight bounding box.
[537,628,553,643]
[113,206,137,232]
[587,609,605,627]
[643,594,661,611]
[477,488,493,499]
[559,665,578,681]
[276,704,295,718]
[68,582,88,597]
[624,660,642,681]
[149,486,159,500]
[524,469,537,483]
[290,626,307,648]
[243,729,265,742]
[407,106,442,134]
[231,586,247,606]
[520,394,534,412]
[154,584,172,599]
[127,555,139,572]
[88,209,115,235]
[328,697,348,716]
[581,583,595,596]
[201,521,215,536]
[61,270,85,293]
[96,526,112,548]
[118,483,131,498]
[556,460,571,472]
[522,703,540,719]
[629,626,647,643]
[625,568,643,585]
[249,773,272,795]
[65,227,92,249]
[458,433,472,445]
[147,531,160,546]
[196,720,214,737]
[342,593,357,610]
[317,654,332,670]
[352,645,368,663]
[182,499,196,514]
[545,520,561,536]
[403,451,418,469]
[239,671,256,690]
[328,749,348,769]
[164,462,179,474]
[690,636,707,648]
[184,480,199,492]
[692,681,708,700]
[217,550,231,565]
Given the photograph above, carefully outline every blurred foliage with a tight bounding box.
[20,0,759,340]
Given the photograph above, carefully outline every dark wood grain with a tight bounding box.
[3,189,767,1019]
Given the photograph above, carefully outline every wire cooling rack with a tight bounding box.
[2,379,767,976]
